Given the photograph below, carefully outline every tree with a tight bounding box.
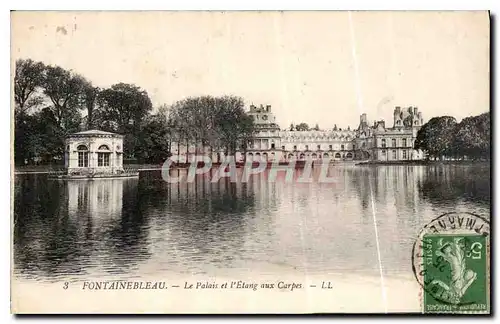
[453,112,490,160]
[96,83,153,132]
[312,123,320,131]
[96,83,153,158]
[14,59,45,115]
[415,116,457,160]
[82,84,100,130]
[135,113,171,163]
[295,122,309,131]
[213,96,255,156]
[41,65,88,132]
[169,95,255,162]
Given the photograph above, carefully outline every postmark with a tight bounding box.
[411,212,490,314]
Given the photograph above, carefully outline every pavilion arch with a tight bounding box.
[98,144,110,151]
[77,144,89,151]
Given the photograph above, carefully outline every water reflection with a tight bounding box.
[13,164,490,282]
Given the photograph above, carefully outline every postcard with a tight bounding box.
[11,10,490,314]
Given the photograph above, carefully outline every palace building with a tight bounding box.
[170,104,424,163]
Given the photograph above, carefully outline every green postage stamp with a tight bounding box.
[412,212,490,314]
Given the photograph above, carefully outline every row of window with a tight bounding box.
[380,149,408,159]
[76,144,111,151]
[77,152,111,167]
[249,143,353,151]
[247,152,354,160]
[285,144,353,151]
[380,138,411,148]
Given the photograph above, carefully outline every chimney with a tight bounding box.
[414,107,418,115]
[266,105,271,112]
[250,104,256,112]
[394,106,401,115]
[360,113,367,124]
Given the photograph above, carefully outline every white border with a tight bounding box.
[3,1,498,323]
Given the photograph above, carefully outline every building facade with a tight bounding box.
[65,130,125,175]
[170,104,424,163]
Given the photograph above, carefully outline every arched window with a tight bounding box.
[312,153,317,159]
[335,153,341,159]
[299,153,305,160]
[97,144,111,167]
[346,152,353,159]
[98,144,110,151]
[77,145,88,151]
[323,153,329,158]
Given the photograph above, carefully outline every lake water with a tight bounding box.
[13,164,490,284]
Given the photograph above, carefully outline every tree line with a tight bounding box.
[14,58,255,166]
[414,112,490,161]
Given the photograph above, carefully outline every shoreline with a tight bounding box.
[13,159,491,175]
[355,160,491,166]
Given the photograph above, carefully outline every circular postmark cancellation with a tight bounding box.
[411,212,490,314]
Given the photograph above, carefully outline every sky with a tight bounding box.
[11,11,489,130]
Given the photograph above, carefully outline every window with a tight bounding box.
[392,150,397,160]
[305,145,309,151]
[317,145,321,150]
[329,145,333,150]
[271,143,275,149]
[78,152,89,167]
[281,146,285,150]
[403,138,407,147]
[382,150,386,155]
[381,139,386,148]
[77,145,89,167]
[293,145,297,150]
[341,144,345,150]
[98,145,110,150]
[353,145,356,150]
[392,139,397,147]
[98,153,110,167]
[403,150,407,159]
